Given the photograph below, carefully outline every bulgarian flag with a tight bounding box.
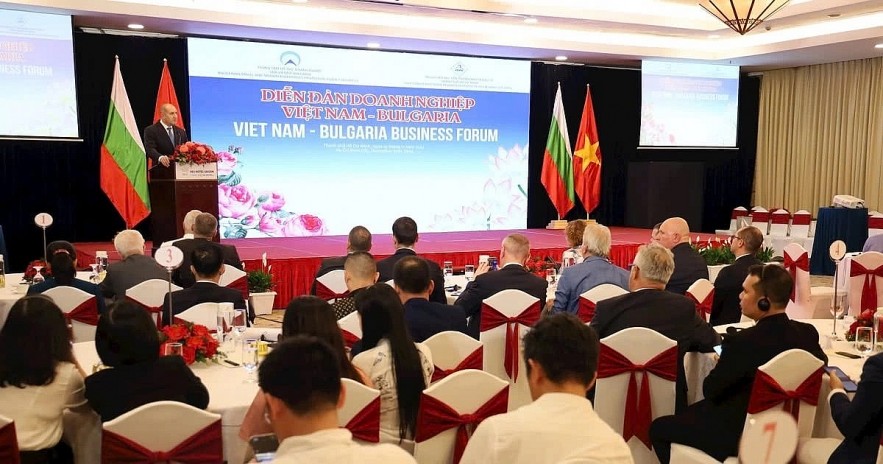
[540,84,574,218]
[573,85,602,214]
[100,57,150,228]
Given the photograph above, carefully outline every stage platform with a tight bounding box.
[75,227,722,308]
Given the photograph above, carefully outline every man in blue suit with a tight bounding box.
[824,353,883,464]
[393,255,466,342]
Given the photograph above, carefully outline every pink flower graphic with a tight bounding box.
[217,151,237,176]
[258,212,285,236]
[282,214,326,237]
[218,184,256,219]
[260,192,286,212]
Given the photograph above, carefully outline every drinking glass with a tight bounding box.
[545,268,557,285]
[232,309,247,347]
[855,327,874,358]
[443,261,453,279]
[242,339,258,382]
[164,342,183,357]
[464,264,475,281]
[89,264,99,283]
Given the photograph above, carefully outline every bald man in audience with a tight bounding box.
[655,217,708,294]
[101,229,168,300]
[454,233,548,339]
[160,209,201,248]
[331,252,378,320]
[311,225,372,296]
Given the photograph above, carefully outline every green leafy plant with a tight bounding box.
[691,237,735,266]
[247,252,274,293]
[756,246,775,263]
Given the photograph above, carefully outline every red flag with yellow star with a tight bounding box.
[573,86,602,214]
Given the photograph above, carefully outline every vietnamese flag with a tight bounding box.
[573,85,602,214]
[540,84,574,218]
[153,59,184,128]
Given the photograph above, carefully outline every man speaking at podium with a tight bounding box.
[143,104,188,167]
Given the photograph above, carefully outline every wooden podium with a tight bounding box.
[148,162,219,252]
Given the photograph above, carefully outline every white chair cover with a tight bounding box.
[338,378,381,445]
[217,265,247,293]
[847,251,883,317]
[686,278,715,322]
[423,331,483,384]
[791,210,812,239]
[769,209,791,237]
[315,269,348,303]
[479,289,540,411]
[413,370,508,464]
[783,243,833,319]
[103,401,221,454]
[595,327,677,464]
[126,278,182,327]
[175,302,219,329]
[43,286,98,342]
[750,207,770,235]
[577,284,628,323]
[338,311,362,348]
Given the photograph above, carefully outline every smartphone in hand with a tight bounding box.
[250,433,279,463]
[825,366,858,392]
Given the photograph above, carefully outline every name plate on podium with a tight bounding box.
[175,162,218,181]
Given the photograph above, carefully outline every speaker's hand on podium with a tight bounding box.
[159,155,171,167]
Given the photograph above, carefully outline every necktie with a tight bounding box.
[167,126,174,145]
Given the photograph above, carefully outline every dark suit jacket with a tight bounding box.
[143,121,188,164]
[310,255,347,295]
[667,242,709,295]
[376,249,446,304]
[171,239,243,289]
[403,297,468,343]
[99,254,170,300]
[453,264,548,339]
[591,288,721,411]
[85,355,209,422]
[162,281,246,327]
[709,254,761,326]
[28,277,108,315]
[828,352,883,464]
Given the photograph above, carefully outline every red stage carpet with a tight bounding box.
[75,227,722,308]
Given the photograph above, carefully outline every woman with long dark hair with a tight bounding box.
[352,283,433,448]
[0,296,91,463]
[27,250,107,314]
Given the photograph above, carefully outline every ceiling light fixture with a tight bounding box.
[555,55,567,61]
[127,23,144,30]
[698,0,791,35]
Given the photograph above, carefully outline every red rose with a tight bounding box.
[179,145,190,154]
[186,335,205,349]
[182,346,196,365]
[300,214,323,232]
[192,325,210,337]
[162,325,189,342]
[196,146,206,155]
[204,340,218,357]
[860,309,876,321]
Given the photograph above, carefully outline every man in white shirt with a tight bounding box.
[459,313,634,464]
[259,336,417,464]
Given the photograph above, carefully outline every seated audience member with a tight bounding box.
[709,226,763,326]
[162,242,247,326]
[29,250,108,315]
[651,222,662,243]
[311,225,372,295]
[649,264,827,463]
[172,212,242,288]
[46,240,77,258]
[258,336,417,463]
[454,233,548,339]
[863,233,883,253]
[85,300,209,422]
[656,217,709,294]
[563,219,587,264]
[460,314,633,464]
[160,209,201,248]
[331,251,379,320]
[352,284,433,449]
[100,229,168,300]
[0,296,91,462]
[393,256,467,342]
[590,244,720,411]
[376,217,446,304]
[552,223,629,314]
[240,296,371,441]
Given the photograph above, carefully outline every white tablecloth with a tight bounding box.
[0,272,94,328]
[444,274,557,305]
[71,341,257,463]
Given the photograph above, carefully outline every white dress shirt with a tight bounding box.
[459,392,634,464]
[272,428,417,464]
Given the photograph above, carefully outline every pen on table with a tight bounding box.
[224,360,240,366]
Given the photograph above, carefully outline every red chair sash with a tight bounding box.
[0,422,19,464]
[771,213,791,225]
[870,217,883,229]
[125,296,164,328]
[341,329,360,349]
[732,209,748,219]
[344,397,380,443]
[315,281,349,301]
[577,298,596,323]
[850,261,883,313]
[415,388,508,464]
[101,420,223,463]
[64,298,99,325]
[596,344,678,448]
[746,368,823,424]
[792,214,811,226]
[784,253,810,302]
[431,348,484,383]
[225,276,249,301]
[687,290,713,322]
[751,211,770,223]
[479,301,541,382]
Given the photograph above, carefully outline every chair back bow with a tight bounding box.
[596,345,678,448]
[850,261,883,312]
[65,298,99,326]
[479,301,541,382]
[746,368,823,424]
[0,422,19,464]
[687,290,714,322]
[315,281,349,301]
[343,397,380,443]
[431,348,483,383]
[340,329,360,349]
[577,298,596,323]
[784,252,810,302]
[101,420,223,463]
[225,276,249,301]
[126,296,164,328]
[415,388,508,464]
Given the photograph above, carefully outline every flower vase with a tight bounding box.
[249,291,277,315]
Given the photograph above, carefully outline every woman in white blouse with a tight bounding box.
[0,295,91,463]
[352,284,433,450]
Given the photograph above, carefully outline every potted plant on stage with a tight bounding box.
[171,141,219,180]
[247,253,276,316]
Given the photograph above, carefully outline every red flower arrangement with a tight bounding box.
[171,141,218,165]
[159,322,222,365]
[23,260,51,283]
[846,309,880,341]
[525,255,559,277]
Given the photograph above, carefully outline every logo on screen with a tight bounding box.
[451,62,467,74]
[280,52,301,67]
